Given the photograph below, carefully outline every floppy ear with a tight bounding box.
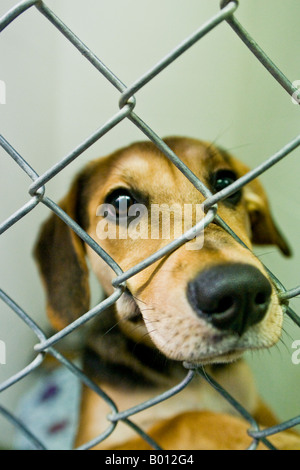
[244,178,291,257]
[34,174,91,330]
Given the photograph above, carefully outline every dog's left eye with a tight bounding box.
[104,188,138,221]
[212,170,241,205]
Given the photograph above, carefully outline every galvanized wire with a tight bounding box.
[0,0,300,451]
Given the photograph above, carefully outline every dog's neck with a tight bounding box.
[83,305,187,390]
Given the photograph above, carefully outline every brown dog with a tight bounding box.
[34,136,299,450]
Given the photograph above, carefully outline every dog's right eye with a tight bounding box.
[212,170,241,205]
[104,189,137,219]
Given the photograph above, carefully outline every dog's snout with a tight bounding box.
[187,264,272,336]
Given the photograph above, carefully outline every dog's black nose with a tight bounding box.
[187,263,272,336]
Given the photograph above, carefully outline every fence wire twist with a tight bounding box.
[1,0,300,451]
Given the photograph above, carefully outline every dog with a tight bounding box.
[34,136,300,450]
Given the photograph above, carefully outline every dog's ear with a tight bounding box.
[243,177,291,257]
[34,173,91,330]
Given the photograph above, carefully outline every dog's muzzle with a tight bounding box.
[187,263,272,336]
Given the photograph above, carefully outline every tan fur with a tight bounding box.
[75,360,258,449]
[110,411,300,451]
[34,137,299,450]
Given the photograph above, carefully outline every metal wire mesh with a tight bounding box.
[1,0,300,450]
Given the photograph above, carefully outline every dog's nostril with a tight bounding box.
[254,292,268,306]
[215,295,234,313]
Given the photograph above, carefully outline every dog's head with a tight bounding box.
[35,137,290,365]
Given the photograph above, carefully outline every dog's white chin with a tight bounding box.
[145,324,280,366]
[116,293,283,366]
[187,350,244,366]
[163,345,245,365]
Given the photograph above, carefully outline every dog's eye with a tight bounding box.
[213,170,241,205]
[105,189,137,220]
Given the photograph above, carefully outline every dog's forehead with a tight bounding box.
[102,138,236,189]
[86,138,245,210]
[122,137,233,170]
[104,152,184,202]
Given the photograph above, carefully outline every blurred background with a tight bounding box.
[0,0,300,449]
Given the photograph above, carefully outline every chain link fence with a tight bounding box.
[0,0,300,450]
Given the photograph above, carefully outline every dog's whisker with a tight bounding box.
[130,294,148,305]
[128,320,159,335]
[129,328,158,351]
[101,318,126,337]
[255,250,277,258]
[280,326,294,343]
[142,318,160,324]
